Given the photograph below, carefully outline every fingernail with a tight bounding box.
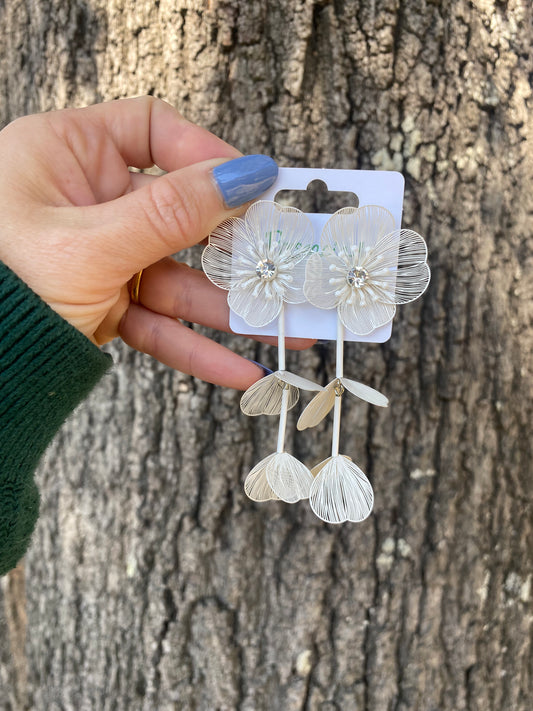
[247,359,274,376]
[213,155,278,208]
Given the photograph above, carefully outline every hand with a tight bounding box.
[0,97,313,389]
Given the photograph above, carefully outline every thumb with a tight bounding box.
[84,154,278,276]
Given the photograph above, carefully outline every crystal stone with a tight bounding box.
[347,266,368,288]
[255,259,277,281]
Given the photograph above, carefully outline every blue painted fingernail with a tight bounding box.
[213,155,278,208]
[247,359,274,376]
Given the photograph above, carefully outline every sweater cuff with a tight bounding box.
[0,262,112,575]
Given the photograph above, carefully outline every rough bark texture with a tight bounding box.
[1,0,533,709]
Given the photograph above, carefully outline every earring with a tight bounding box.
[300,204,430,523]
[202,200,323,505]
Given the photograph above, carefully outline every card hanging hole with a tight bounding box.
[274,179,359,214]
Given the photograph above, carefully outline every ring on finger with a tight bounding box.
[129,270,144,305]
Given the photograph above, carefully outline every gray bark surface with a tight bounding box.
[1,0,532,709]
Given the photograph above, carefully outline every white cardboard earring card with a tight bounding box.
[229,168,405,343]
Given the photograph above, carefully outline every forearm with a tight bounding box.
[0,263,111,575]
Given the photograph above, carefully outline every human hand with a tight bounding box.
[0,97,313,389]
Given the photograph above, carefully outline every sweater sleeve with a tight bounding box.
[0,263,112,575]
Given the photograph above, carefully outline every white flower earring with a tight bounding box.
[300,204,430,523]
[202,200,313,329]
[303,204,430,335]
[202,200,323,504]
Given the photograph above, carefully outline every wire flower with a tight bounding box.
[309,455,374,524]
[244,452,313,503]
[267,452,313,503]
[297,376,388,430]
[202,200,314,327]
[303,205,430,335]
[241,370,324,417]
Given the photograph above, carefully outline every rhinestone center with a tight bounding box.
[256,259,277,281]
[347,266,369,288]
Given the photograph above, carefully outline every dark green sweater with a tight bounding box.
[0,263,111,575]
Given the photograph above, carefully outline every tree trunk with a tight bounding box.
[1,0,532,709]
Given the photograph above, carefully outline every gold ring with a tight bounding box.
[129,269,144,305]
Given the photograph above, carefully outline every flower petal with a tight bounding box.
[244,201,314,304]
[303,253,339,310]
[296,382,337,430]
[240,372,299,416]
[228,285,283,327]
[277,370,324,391]
[338,298,396,336]
[201,218,241,290]
[340,377,389,407]
[363,229,430,306]
[204,202,315,315]
[203,216,264,290]
[321,205,395,260]
[309,455,374,523]
[281,257,308,304]
[244,200,315,261]
[244,454,280,502]
[266,452,313,503]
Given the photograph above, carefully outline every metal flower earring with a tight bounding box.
[300,204,430,523]
[202,200,323,505]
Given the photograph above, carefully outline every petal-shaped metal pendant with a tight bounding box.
[266,452,313,503]
[309,455,374,523]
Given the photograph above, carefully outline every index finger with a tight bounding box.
[78,96,241,171]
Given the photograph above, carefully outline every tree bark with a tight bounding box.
[1,0,532,709]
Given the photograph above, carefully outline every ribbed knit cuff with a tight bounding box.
[0,262,112,575]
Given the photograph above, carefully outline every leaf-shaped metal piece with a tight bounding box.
[244,454,280,502]
[240,370,323,417]
[265,452,313,503]
[297,374,388,431]
[240,372,299,416]
[296,382,337,430]
[309,454,374,523]
[340,377,389,407]
[276,370,324,392]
